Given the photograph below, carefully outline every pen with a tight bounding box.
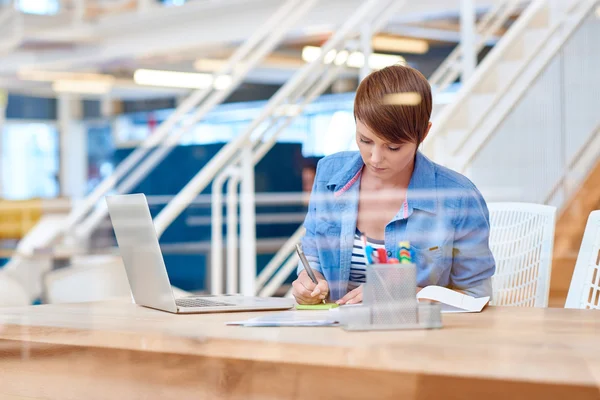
[398,241,412,264]
[363,236,374,265]
[377,248,388,264]
[295,244,326,304]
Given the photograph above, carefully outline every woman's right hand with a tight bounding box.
[292,270,329,305]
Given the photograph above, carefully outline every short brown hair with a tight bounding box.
[354,64,432,145]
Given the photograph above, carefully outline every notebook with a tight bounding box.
[227,311,338,327]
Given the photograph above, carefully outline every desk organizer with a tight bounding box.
[341,263,442,331]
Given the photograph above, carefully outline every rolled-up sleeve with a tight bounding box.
[297,162,323,276]
[450,188,496,298]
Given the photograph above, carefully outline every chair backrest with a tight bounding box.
[487,202,556,307]
[565,210,600,309]
[43,255,193,304]
[0,271,30,307]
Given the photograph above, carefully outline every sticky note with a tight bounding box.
[295,303,339,310]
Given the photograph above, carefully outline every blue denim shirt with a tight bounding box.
[297,151,495,301]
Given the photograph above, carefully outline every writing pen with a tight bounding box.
[295,244,327,304]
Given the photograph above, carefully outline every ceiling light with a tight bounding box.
[52,80,113,95]
[346,51,405,69]
[372,36,429,54]
[301,46,336,65]
[334,50,349,66]
[347,51,365,68]
[133,69,216,89]
[302,46,405,70]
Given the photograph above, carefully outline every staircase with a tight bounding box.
[1,0,407,304]
[1,0,321,304]
[550,155,600,306]
[421,0,600,306]
[153,0,410,296]
[5,0,598,304]
[257,0,600,298]
[423,0,598,172]
[254,0,533,298]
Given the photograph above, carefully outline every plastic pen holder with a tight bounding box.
[341,263,442,331]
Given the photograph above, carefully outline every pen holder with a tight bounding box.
[342,263,442,331]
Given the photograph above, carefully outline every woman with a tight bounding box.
[292,64,495,305]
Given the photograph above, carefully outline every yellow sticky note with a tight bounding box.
[295,303,339,310]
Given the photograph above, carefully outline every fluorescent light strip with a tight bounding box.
[133,69,231,90]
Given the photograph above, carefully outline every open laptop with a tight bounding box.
[105,193,294,314]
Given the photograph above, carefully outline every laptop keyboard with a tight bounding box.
[175,298,235,308]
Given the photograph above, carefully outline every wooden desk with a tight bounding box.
[0,301,599,400]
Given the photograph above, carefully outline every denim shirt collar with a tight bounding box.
[325,151,437,214]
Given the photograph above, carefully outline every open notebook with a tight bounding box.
[417,286,490,313]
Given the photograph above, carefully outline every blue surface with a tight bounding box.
[6,94,57,120]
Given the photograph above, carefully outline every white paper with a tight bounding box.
[227,311,339,327]
[416,286,489,313]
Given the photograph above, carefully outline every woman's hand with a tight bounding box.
[336,285,363,305]
[292,270,329,305]
[336,286,422,305]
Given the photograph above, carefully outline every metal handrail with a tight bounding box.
[206,0,409,295]
[258,250,301,297]
[424,0,548,154]
[255,226,305,293]
[12,0,308,255]
[152,0,399,237]
[71,0,318,241]
[209,63,346,294]
[255,0,598,298]
[543,124,600,204]
[429,0,524,94]
[456,0,596,172]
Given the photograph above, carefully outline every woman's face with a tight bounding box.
[355,119,418,180]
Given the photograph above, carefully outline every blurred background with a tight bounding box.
[0,0,598,308]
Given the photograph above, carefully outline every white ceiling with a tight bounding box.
[0,0,527,99]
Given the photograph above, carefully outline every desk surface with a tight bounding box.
[1,301,599,399]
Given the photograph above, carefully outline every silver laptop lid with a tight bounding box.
[106,193,177,313]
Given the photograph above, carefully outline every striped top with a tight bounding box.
[349,229,386,291]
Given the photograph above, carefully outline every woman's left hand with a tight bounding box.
[336,285,363,305]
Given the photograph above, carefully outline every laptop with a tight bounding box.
[105,193,294,314]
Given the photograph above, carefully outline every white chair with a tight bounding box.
[0,271,30,307]
[43,254,193,304]
[488,203,556,307]
[565,211,600,309]
[43,255,131,304]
